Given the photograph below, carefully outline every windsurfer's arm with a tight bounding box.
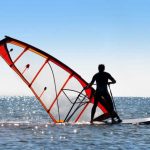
[108,74,116,85]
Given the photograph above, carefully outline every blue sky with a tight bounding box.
[0,0,150,96]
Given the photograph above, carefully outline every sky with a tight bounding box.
[0,0,150,97]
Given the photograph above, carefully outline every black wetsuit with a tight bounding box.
[91,72,120,121]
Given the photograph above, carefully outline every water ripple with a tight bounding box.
[0,96,150,149]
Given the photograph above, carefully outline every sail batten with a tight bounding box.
[29,59,49,87]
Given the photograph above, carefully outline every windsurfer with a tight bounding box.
[86,64,122,124]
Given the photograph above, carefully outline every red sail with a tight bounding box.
[0,36,108,123]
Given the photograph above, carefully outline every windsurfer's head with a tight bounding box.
[98,64,105,72]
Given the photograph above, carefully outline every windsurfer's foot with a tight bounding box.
[90,120,94,124]
[111,119,117,124]
[117,119,122,123]
[116,116,122,123]
[111,118,122,124]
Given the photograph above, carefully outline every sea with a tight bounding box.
[0,96,150,150]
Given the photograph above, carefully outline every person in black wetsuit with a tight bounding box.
[86,64,121,124]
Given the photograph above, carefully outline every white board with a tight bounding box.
[93,117,150,125]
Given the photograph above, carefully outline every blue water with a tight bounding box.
[0,96,150,150]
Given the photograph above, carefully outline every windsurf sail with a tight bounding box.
[0,36,109,123]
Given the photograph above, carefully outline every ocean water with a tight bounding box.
[0,96,150,150]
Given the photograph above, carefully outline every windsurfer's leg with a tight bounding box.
[102,93,117,122]
[104,93,122,122]
[91,96,98,123]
